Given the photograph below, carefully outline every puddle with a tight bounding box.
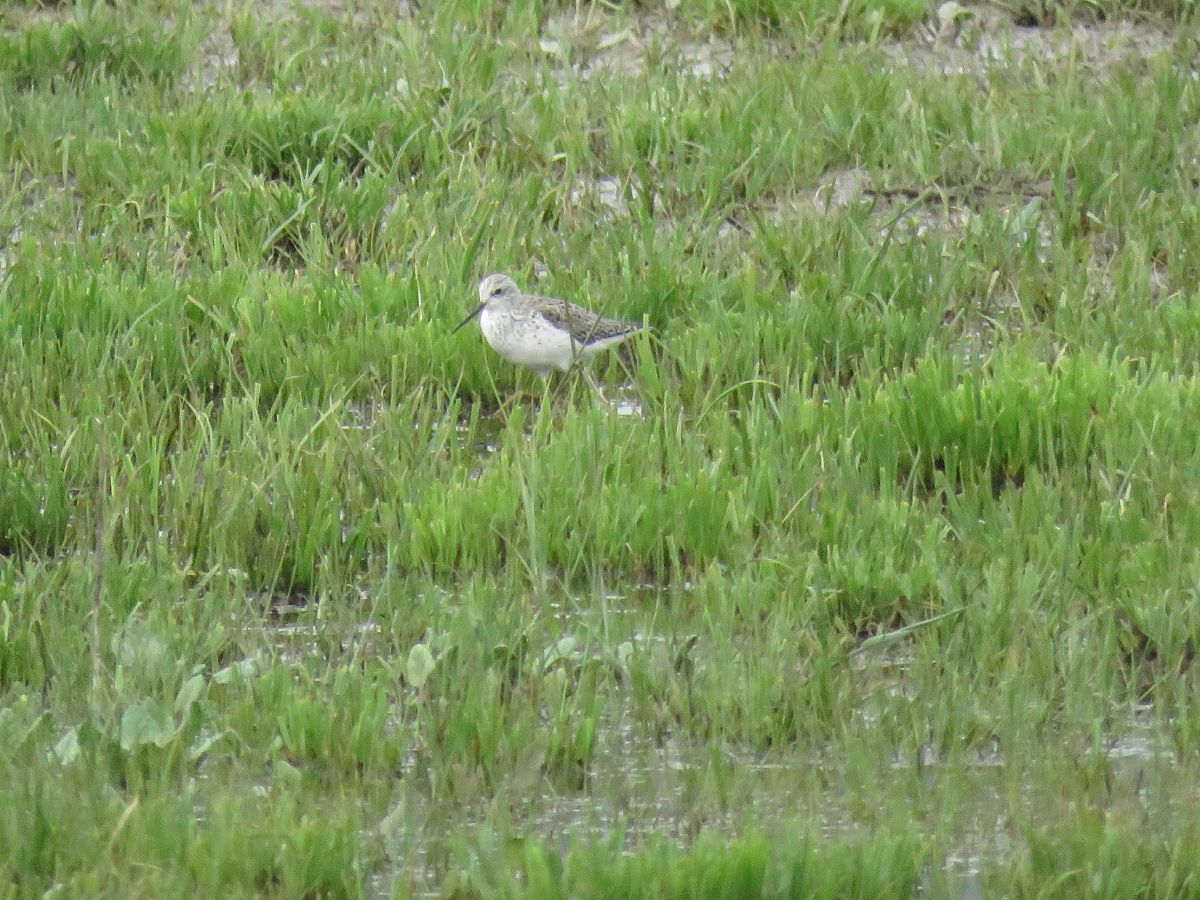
[458,414,503,458]
[338,401,505,463]
[231,587,388,666]
[231,582,1187,896]
[448,383,648,477]
[379,698,1183,897]
[614,394,648,418]
[269,618,383,665]
[605,382,650,419]
[340,399,391,432]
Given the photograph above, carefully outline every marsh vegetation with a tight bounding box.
[2,0,1199,895]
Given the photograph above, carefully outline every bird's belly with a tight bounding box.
[480,312,576,373]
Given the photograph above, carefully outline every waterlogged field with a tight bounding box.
[3,0,1200,895]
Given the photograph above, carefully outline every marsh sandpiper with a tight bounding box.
[452,274,644,378]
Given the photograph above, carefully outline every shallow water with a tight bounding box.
[337,587,1183,896]
[239,573,1191,899]
[373,701,1179,897]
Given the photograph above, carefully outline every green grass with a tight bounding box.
[3,0,1200,895]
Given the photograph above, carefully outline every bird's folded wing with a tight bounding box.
[535,297,642,345]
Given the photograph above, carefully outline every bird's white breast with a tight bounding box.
[480,307,576,374]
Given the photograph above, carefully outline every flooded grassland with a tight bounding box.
[3,0,1200,896]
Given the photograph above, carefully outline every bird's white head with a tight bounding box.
[478,273,520,306]
[452,274,521,335]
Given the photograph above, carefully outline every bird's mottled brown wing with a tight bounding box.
[533,295,643,346]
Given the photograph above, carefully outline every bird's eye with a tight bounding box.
[492,287,503,296]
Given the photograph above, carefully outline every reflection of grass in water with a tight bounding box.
[1,0,1198,894]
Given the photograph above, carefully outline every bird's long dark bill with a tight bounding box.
[451,303,486,334]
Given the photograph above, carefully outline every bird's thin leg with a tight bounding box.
[561,339,604,401]
[554,344,598,405]
[581,365,607,402]
[549,364,573,406]
[536,370,558,412]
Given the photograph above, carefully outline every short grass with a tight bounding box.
[3,0,1200,896]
